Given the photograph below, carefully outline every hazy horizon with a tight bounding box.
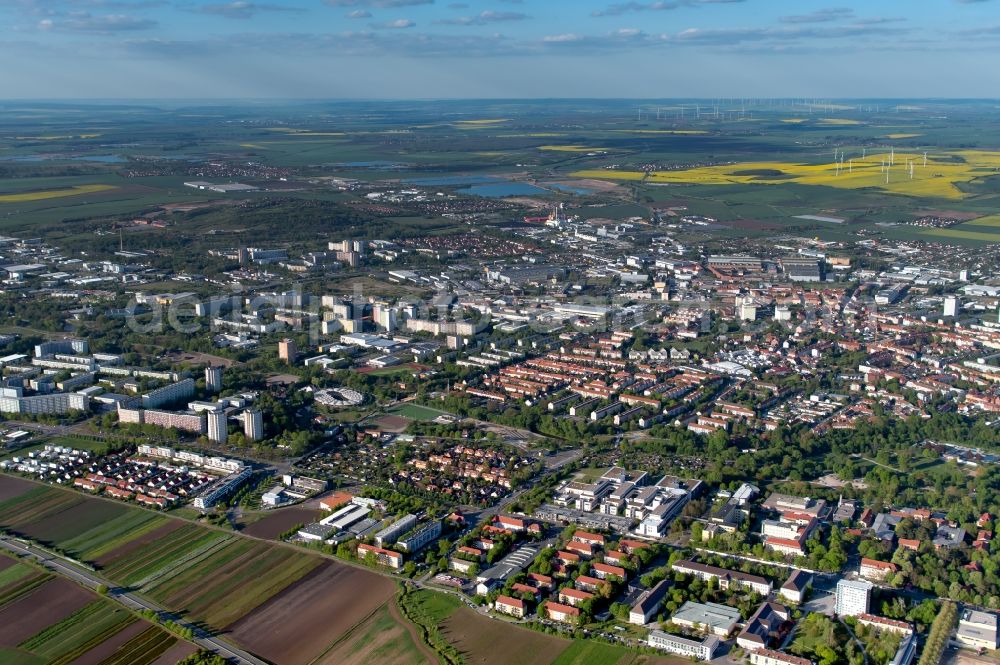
[2,0,1000,99]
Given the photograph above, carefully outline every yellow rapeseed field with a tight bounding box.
[884,133,922,139]
[454,119,509,128]
[0,184,117,203]
[818,118,863,126]
[571,149,1000,200]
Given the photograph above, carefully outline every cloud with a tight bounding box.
[780,8,854,24]
[543,33,583,42]
[323,0,432,7]
[346,9,371,18]
[435,10,527,26]
[195,2,303,19]
[592,2,680,16]
[372,18,415,28]
[39,12,157,32]
[591,0,744,17]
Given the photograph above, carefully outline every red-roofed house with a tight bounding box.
[555,551,581,566]
[857,614,912,635]
[528,572,554,590]
[496,515,526,531]
[765,537,806,557]
[575,575,605,592]
[511,583,541,599]
[357,543,404,569]
[572,531,606,546]
[604,550,630,566]
[592,562,627,581]
[496,595,526,618]
[860,558,898,581]
[897,538,920,552]
[545,601,581,623]
[619,539,649,554]
[565,541,594,558]
[558,587,595,607]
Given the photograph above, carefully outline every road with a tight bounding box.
[0,536,268,665]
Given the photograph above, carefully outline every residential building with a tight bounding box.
[243,408,264,441]
[857,614,912,636]
[544,601,581,623]
[835,579,872,617]
[860,558,898,582]
[749,650,814,665]
[374,514,418,546]
[495,595,526,618]
[558,588,594,607]
[0,391,89,415]
[592,561,627,581]
[672,560,772,596]
[205,365,223,393]
[779,570,812,604]
[647,630,720,661]
[278,338,298,363]
[142,379,195,409]
[629,580,670,625]
[357,543,403,569]
[397,520,442,553]
[207,409,227,444]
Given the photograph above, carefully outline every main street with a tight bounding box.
[0,536,268,665]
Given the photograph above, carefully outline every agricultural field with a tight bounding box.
[0,476,402,660]
[141,537,323,628]
[241,507,322,540]
[439,602,688,665]
[227,561,396,665]
[572,149,1000,200]
[0,567,180,665]
[0,184,117,203]
[314,601,431,665]
[98,523,229,586]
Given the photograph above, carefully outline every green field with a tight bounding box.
[142,537,322,627]
[405,588,462,623]
[319,602,431,665]
[965,215,1000,227]
[19,600,138,664]
[921,228,1000,242]
[101,524,230,586]
[96,626,178,665]
[388,404,455,421]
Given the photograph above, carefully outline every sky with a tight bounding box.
[2,0,1000,99]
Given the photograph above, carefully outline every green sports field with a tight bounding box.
[388,403,455,421]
